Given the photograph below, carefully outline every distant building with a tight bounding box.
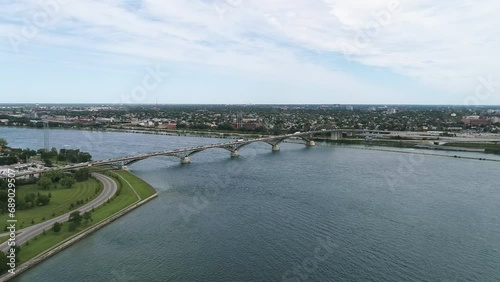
[462,116,491,126]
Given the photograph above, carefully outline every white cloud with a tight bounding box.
[1,0,500,102]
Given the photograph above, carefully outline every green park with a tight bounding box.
[0,144,157,274]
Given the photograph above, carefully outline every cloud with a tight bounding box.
[1,0,499,103]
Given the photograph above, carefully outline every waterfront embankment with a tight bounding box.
[0,171,157,282]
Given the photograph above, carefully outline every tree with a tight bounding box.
[36,194,50,206]
[49,147,58,158]
[0,138,7,147]
[60,176,76,189]
[74,168,90,182]
[14,246,20,263]
[37,177,52,190]
[83,211,92,223]
[44,170,65,183]
[42,157,53,167]
[52,222,61,233]
[68,211,82,225]
[0,252,8,274]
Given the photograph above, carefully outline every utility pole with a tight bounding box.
[43,120,49,152]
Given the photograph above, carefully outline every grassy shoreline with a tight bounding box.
[13,170,156,265]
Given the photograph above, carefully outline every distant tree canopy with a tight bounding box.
[37,177,52,190]
[0,156,17,166]
[60,176,76,188]
[36,194,51,206]
[74,168,91,182]
[0,145,92,167]
[56,149,92,163]
[35,170,83,190]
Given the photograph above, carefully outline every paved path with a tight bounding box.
[0,173,117,252]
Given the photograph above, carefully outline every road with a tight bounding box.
[0,173,117,252]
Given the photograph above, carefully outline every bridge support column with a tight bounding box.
[230,150,239,157]
[305,140,316,146]
[180,157,191,164]
[330,131,342,140]
[272,144,280,152]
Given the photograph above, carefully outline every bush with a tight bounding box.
[52,222,61,233]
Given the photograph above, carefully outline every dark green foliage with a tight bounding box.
[52,222,62,232]
[74,168,90,182]
[37,177,52,190]
[60,176,76,188]
[36,194,51,206]
[83,211,92,223]
[68,211,82,225]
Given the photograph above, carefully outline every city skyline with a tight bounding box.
[1,0,499,104]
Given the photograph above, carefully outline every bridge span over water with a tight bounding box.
[3,129,387,178]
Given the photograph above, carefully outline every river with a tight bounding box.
[1,127,499,281]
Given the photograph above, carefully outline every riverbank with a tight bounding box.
[0,124,265,140]
[283,139,500,163]
[0,170,157,281]
[310,138,500,155]
[2,125,499,155]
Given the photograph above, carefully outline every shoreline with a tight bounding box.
[2,124,499,152]
[0,124,264,140]
[283,140,500,163]
[0,174,158,282]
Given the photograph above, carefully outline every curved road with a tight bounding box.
[0,173,117,252]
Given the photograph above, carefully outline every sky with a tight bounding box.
[0,0,499,105]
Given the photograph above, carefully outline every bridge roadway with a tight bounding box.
[3,130,344,178]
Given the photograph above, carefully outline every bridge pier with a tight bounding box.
[272,144,280,152]
[180,157,191,164]
[330,131,342,140]
[230,150,239,157]
[305,140,316,146]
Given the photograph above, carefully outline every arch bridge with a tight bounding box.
[117,130,322,165]
[2,129,377,178]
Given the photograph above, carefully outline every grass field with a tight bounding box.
[443,142,500,154]
[0,178,102,230]
[17,170,156,263]
[112,170,157,200]
[443,142,500,149]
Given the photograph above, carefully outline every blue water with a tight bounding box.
[1,127,500,281]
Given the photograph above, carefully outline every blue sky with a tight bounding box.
[1,0,499,104]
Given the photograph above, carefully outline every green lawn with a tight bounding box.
[112,170,157,200]
[0,179,101,230]
[443,142,500,149]
[17,170,156,263]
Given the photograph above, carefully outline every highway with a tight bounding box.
[0,173,117,252]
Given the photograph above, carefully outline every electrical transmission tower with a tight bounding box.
[237,112,243,129]
[43,121,49,151]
